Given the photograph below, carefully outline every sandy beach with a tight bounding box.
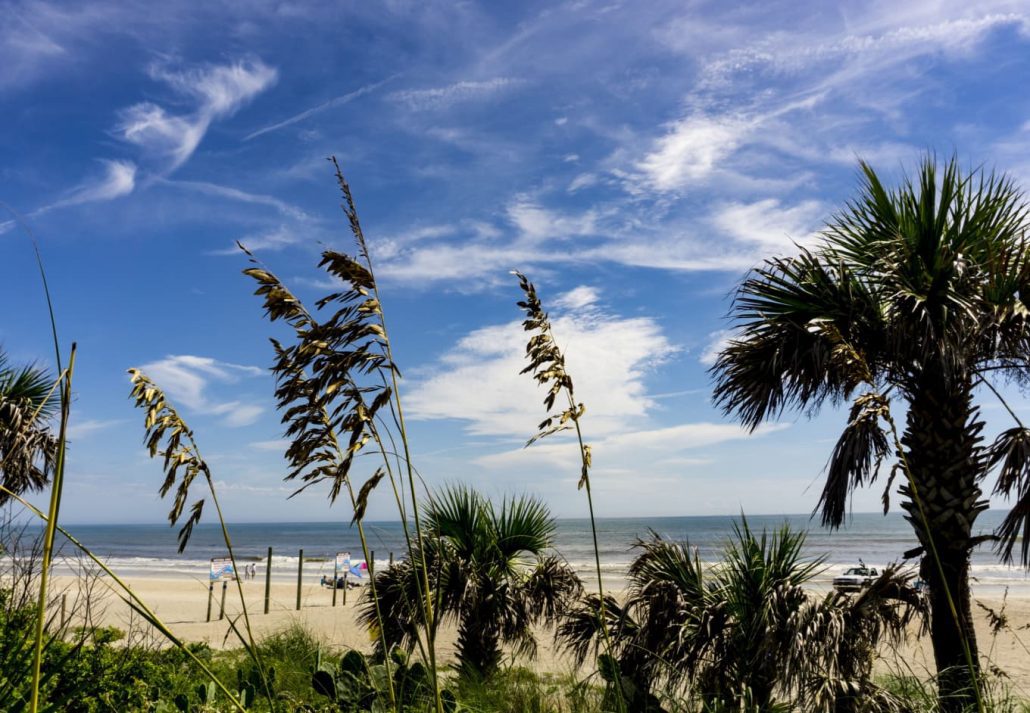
[49,573,1030,693]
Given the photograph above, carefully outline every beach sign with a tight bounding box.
[335,552,350,573]
[209,557,235,581]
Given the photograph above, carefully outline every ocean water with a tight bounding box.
[44,512,1028,594]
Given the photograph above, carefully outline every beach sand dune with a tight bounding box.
[53,575,1030,693]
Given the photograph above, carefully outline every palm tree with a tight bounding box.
[0,349,58,501]
[711,155,1030,709]
[557,519,922,712]
[358,485,582,679]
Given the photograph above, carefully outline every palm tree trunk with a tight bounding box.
[456,607,502,680]
[899,374,986,711]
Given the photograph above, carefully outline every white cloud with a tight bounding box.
[567,172,598,192]
[162,179,309,221]
[66,418,122,440]
[406,305,677,439]
[0,159,137,234]
[211,225,298,255]
[636,116,751,191]
[55,159,137,207]
[628,9,1028,201]
[389,78,522,110]
[116,59,277,173]
[249,438,290,451]
[477,421,791,472]
[699,330,734,366]
[375,200,604,285]
[554,286,600,311]
[710,199,825,249]
[245,74,396,140]
[506,198,599,242]
[139,355,265,427]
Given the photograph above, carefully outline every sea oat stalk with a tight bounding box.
[512,271,624,707]
[127,369,274,709]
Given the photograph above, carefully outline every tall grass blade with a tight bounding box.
[28,343,75,713]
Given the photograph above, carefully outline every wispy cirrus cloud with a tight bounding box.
[66,418,123,440]
[139,355,265,427]
[54,159,137,208]
[116,59,277,174]
[389,77,522,110]
[698,330,735,367]
[636,116,752,192]
[710,199,825,250]
[0,159,136,234]
[245,74,397,140]
[4,57,277,234]
[162,179,308,221]
[630,9,1028,199]
[476,421,790,474]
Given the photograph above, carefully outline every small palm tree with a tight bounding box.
[358,485,582,679]
[558,519,921,712]
[0,350,58,501]
[796,568,927,713]
[711,155,1030,709]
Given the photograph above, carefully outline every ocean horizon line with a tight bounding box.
[58,510,929,529]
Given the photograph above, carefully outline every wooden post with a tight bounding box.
[296,549,303,611]
[264,547,272,615]
[332,558,338,607]
[219,581,227,620]
[389,552,394,568]
[206,582,214,622]
[60,593,67,630]
[342,571,348,605]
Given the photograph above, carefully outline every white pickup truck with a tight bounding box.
[832,564,879,592]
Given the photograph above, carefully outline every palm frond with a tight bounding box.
[712,250,884,430]
[818,392,892,528]
[491,493,556,560]
[0,354,59,502]
[988,427,1030,565]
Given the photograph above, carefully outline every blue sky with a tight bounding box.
[3,0,1030,525]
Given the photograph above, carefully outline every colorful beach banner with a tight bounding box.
[334,551,366,578]
[209,557,235,581]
